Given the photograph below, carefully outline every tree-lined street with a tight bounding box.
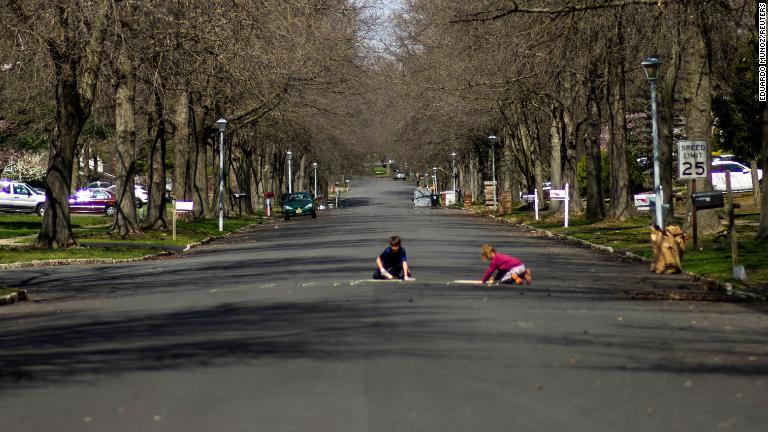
[2,1,768,430]
[1,178,766,431]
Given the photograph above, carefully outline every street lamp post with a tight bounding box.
[312,162,318,199]
[432,167,437,192]
[287,151,293,194]
[488,135,498,210]
[216,118,227,232]
[642,56,663,229]
[451,152,457,192]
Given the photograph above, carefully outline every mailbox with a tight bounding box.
[692,191,724,210]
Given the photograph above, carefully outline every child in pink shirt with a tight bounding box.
[481,244,532,285]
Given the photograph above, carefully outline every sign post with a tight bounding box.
[691,179,698,250]
[549,183,570,227]
[725,172,746,281]
[678,139,708,245]
[173,201,194,241]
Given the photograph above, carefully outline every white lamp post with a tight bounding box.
[312,162,318,199]
[488,134,498,210]
[216,118,227,232]
[286,150,293,194]
[451,152,457,192]
[432,167,437,192]
[642,56,663,229]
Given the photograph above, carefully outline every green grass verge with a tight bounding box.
[0,212,269,265]
[77,216,267,248]
[0,246,159,264]
[0,214,109,239]
[683,240,768,286]
[488,206,768,289]
[0,286,18,297]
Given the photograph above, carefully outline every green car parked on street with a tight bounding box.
[283,192,317,220]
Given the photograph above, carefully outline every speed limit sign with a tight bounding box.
[677,140,708,179]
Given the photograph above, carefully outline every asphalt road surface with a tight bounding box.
[1,178,767,431]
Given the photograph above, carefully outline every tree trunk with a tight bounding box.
[681,7,721,234]
[190,92,210,219]
[531,112,545,210]
[173,89,191,204]
[296,153,307,193]
[605,17,631,221]
[549,107,563,213]
[109,48,141,237]
[659,19,681,224]
[81,139,91,186]
[239,144,255,214]
[757,100,768,239]
[35,54,83,248]
[586,77,605,219]
[145,88,168,230]
[563,110,584,215]
[34,2,108,248]
[500,127,515,213]
[467,151,474,203]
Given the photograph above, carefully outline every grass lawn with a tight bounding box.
[472,198,768,289]
[0,213,109,239]
[0,211,269,265]
[0,246,159,264]
[683,240,768,287]
[0,286,18,297]
[77,216,267,248]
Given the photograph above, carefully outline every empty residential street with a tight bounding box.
[1,178,766,431]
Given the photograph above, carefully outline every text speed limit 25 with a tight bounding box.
[677,140,708,180]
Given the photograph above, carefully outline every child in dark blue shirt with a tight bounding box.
[373,236,413,280]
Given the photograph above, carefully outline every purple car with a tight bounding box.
[69,190,117,216]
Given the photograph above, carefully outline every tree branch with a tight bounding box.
[450,0,667,22]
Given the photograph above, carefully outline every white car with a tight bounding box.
[103,184,148,208]
[134,186,149,206]
[711,160,763,192]
[0,179,47,216]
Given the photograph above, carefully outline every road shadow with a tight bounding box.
[2,291,766,391]
[0,298,449,389]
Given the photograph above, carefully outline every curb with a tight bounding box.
[0,251,175,270]
[181,221,269,252]
[478,212,760,301]
[0,289,28,306]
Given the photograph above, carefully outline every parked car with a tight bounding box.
[392,171,407,181]
[68,189,117,216]
[100,184,147,208]
[711,160,763,192]
[134,185,148,206]
[86,181,113,190]
[0,179,47,216]
[29,185,46,195]
[283,192,316,220]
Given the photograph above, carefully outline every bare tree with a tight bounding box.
[3,0,111,248]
